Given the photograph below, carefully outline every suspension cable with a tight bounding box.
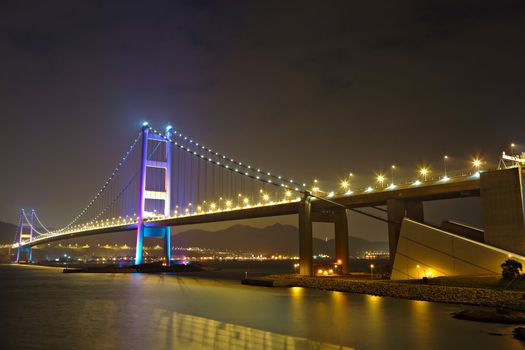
[147,127,307,195]
[32,211,52,233]
[57,131,142,232]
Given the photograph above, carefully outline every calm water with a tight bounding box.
[0,264,522,350]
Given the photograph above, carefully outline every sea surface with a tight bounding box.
[0,263,522,350]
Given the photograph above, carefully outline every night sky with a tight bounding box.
[2,1,525,241]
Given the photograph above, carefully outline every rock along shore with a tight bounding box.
[258,274,525,311]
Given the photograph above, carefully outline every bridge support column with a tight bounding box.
[334,209,349,274]
[298,196,313,276]
[137,225,171,265]
[387,199,424,268]
[16,246,32,263]
[481,167,525,255]
[311,208,350,274]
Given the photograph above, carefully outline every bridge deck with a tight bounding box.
[21,177,481,248]
[314,177,480,210]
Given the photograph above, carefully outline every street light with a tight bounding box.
[370,264,374,278]
[391,165,396,186]
[376,174,385,188]
[419,167,429,181]
[416,264,420,279]
[511,143,517,166]
[472,158,482,170]
[443,155,448,179]
[341,173,353,193]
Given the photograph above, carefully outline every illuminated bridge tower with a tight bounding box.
[16,209,34,263]
[135,123,173,266]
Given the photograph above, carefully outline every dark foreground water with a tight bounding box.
[0,264,522,350]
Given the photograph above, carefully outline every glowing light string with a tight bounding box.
[33,211,52,234]
[148,127,307,193]
[12,210,23,245]
[57,131,142,232]
[40,137,163,236]
[21,210,43,235]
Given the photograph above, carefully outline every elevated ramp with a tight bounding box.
[440,220,484,243]
[392,218,525,280]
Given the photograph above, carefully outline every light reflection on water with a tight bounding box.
[0,265,521,350]
[149,308,352,350]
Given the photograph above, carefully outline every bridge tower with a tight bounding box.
[16,209,34,263]
[135,123,173,266]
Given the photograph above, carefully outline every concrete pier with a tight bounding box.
[387,199,424,267]
[298,196,313,276]
[481,167,525,255]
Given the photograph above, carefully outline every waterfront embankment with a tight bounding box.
[252,274,525,311]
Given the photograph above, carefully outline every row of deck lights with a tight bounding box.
[33,190,302,238]
[43,158,479,237]
[169,190,300,216]
[314,157,485,198]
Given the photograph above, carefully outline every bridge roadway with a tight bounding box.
[21,174,481,248]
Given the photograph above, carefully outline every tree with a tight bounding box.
[501,259,523,280]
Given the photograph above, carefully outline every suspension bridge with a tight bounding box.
[12,123,525,276]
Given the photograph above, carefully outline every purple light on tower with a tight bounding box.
[135,123,173,266]
[134,123,150,265]
[163,125,173,265]
[16,209,34,263]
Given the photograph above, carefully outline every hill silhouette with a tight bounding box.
[0,221,387,256]
[0,221,17,243]
[172,223,387,256]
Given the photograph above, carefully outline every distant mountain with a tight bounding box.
[0,220,388,257]
[173,223,299,255]
[172,223,387,256]
[0,221,17,244]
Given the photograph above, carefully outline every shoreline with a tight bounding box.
[8,263,525,312]
[253,274,525,311]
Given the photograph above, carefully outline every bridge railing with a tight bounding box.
[322,166,487,198]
